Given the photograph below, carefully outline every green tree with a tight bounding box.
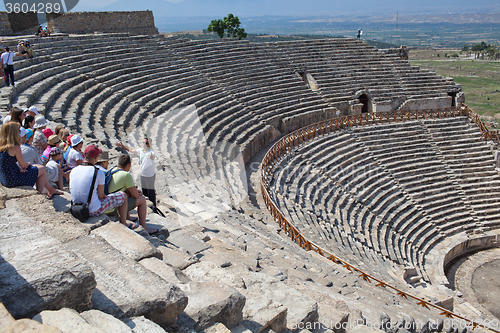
[207,14,247,40]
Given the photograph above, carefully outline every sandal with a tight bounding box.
[127,222,139,230]
[46,191,64,199]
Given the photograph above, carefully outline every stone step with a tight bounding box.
[0,208,95,319]
[64,235,187,327]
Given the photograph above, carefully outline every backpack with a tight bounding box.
[104,167,122,195]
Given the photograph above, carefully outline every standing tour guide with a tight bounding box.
[1,47,23,87]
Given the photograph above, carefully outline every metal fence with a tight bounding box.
[260,104,499,333]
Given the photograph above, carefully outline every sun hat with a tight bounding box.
[20,127,27,138]
[97,151,110,163]
[26,129,33,141]
[70,135,83,147]
[47,134,61,145]
[84,144,102,159]
[42,128,54,139]
[28,106,39,115]
[33,115,49,129]
[49,146,62,156]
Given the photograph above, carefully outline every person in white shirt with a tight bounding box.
[1,47,23,87]
[116,138,157,208]
[46,147,65,189]
[70,145,130,226]
[67,135,84,168]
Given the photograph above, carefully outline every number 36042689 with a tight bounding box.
[5,2,61,13]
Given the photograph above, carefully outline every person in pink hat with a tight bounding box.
[42,128,54,139]
[70,145,129,225]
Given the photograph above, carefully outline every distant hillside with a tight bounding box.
[100,0,500,17]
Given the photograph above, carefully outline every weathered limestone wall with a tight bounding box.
[46,11,158,35]
[398,96,452,111]
[0,12,38,35]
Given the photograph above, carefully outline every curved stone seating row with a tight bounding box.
[269,117,500,281]
[268,39,454,106]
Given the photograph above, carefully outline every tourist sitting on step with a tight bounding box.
[17,40,34,58]
[46,147,65,190]
[26,106,39,118]
[0,122,62,199]
[42,134,61,164]
[57,129,70,150]
[106,154,158,234]
[43,26,51,37]
[42,128,53,140]
[67,135,84,168]
[5,107,26,126]
[116,138,157,210]
[32,115,50,156]
[95,151,110,172]
[23,115,35,130]
[69,145,129,225]
[20,128,42,166]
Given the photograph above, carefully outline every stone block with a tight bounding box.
[80,309,133,333]
[138,257,185,284]
[0,184,36,208]
[51,191,72,213]
[179,282,246,331]
[167,229,212,255]
[0,303,15,325]
[5,195,90,243]
[91,222,162,261]
[0,208,96,319]
[33,308,105,333]
[65,235,187,327]
[2,318,62,333]
[206,323,232,333]
[146,214,181,233]
[241,302,287,333]
[122,316,167,333]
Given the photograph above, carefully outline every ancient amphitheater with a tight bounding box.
[1,14,500,333]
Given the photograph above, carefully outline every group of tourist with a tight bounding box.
[0,107,159,234]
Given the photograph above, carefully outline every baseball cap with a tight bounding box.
[26,129,33,141]
[84,144,102,159]
[20,127,27,138]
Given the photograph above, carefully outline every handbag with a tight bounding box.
[71,167,98,222]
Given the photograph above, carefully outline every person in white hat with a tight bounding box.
[32,115,50,156]
[67,135,84,168]
[27,106,39,117]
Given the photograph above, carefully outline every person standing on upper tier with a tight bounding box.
[0,47,24,87]
[116,138,157,209]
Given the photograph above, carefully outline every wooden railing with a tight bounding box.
[260,104,499,333]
